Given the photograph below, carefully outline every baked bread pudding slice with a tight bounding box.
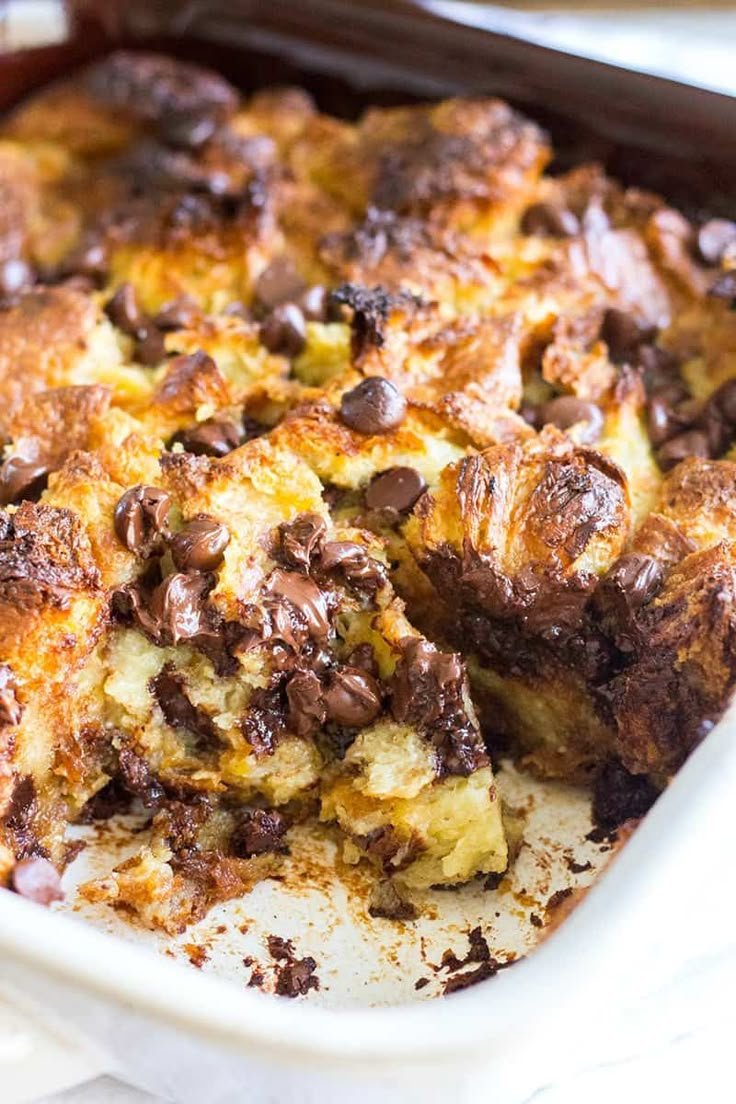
[1,51,736,934]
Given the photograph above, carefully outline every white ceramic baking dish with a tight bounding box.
[1,3,735,1100]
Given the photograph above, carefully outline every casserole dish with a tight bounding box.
[1,2,736,1100]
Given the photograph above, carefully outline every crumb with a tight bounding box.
[183,943,209,969]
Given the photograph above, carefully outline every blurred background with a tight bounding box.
[425,2,736,92]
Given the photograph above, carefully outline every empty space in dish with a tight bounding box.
[60,763,612,1006]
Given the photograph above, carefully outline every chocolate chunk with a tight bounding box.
[260,303,307,357]
[537,396,604,444]
[254,258,306,312]
[150,664,217,747]
[286,669,325,737]
[169,516,230,572]
[10,857,63,906]
[339,377,407,435]
[594,553,663,651]
[323,667,382,727]
[392,638,461,727]
[331,283,417,356]
[173,419,242,458]
[592,758,660,832]
[277,513,326,572]
[0,664,22,726]
[656,429,711,471]
[242,688,286,755]
[365,466,427,513]
[242,414,267,442]
[265,569,331,642]
[521,203,580,238]
[0,258,33,300]
[265,937,320,997]
[346,643,379,677]
[231,808,288,858]
[601,308,648,363]
[105,282,146,337]
[117,746,166,808]
[3,777,39,859]
[114,485,171,557]
[0,457,49,506]
[318,540,386,596]
[391,638,486,776]
[707,270,736,301]
[696,219,736,266]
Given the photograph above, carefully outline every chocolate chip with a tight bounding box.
[708,270,736,301]
[0,258,33,299]
[708,379,736,424]
[339,377,407,435]
[365,466,427,513]
[318,540,386,595]
[696,219,736,266]
[656,429,711,471]
[537,396,604,444]
[61,239,108,283]
[260,303,307,357]
[254,257,306,312]
[266,569,331,642]
[146,572,214,644]
[135,325,166,366]
[231,808,288,857]
[601,308,648,363]
[521,203,580,238]
[105,282,146,336]
[114,485,171,556]
[169,516,230,572]
[154,296,201,331]
[646,395,681,446]
[278,513,326,572]
[0,664,22,726]
[323,667,382,727]
[10,857,63,906]
[0,458,48,506]
[173,419,242,458]
[286,669,325,737]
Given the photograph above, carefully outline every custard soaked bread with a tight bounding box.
[1,51,735,926]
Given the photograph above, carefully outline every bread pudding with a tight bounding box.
[1,51,734,932]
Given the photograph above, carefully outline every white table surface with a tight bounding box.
[30,6,736,1102]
